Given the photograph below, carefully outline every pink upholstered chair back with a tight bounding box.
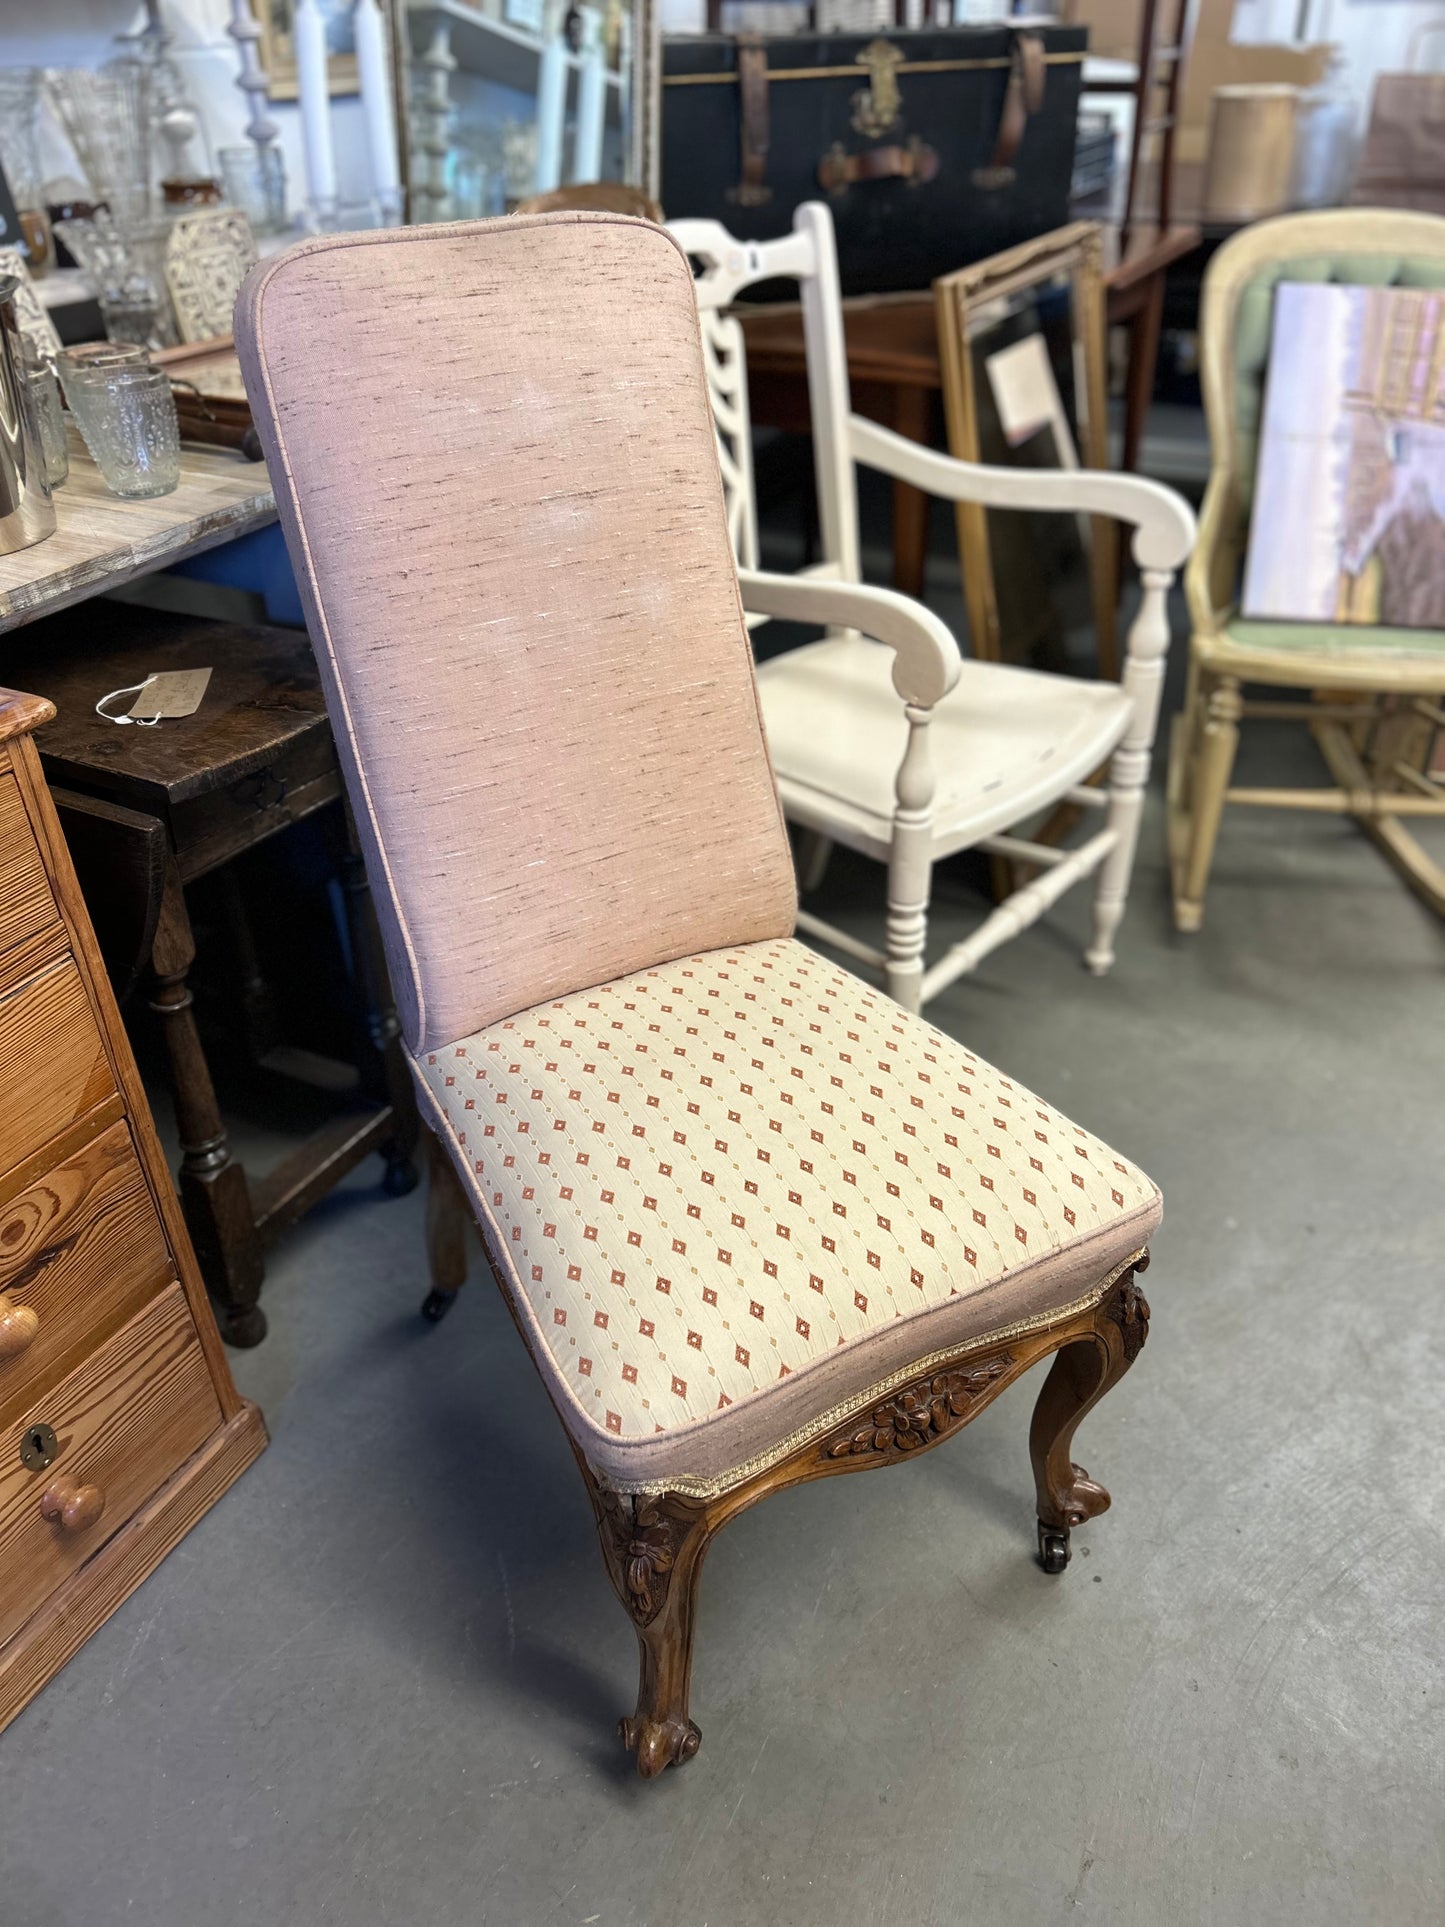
[235,214,796,1054]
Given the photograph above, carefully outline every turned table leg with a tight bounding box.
[149,860,267,1347]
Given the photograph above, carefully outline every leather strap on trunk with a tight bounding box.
[973,29,1045,189]
[730,35,772,207]
[817,138,942,194]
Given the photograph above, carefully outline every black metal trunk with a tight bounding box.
[661,25,1088,296]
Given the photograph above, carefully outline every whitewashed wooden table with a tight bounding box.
[0,428,278,636]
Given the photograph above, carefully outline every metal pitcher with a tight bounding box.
[0,272,56,556]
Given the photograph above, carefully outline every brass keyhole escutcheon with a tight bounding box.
[20,1421,58,1471]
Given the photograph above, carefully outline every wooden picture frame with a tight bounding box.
[935,222,1118,679]
[260,0,361,100]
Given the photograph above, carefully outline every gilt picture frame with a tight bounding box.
[934,221,1118,678]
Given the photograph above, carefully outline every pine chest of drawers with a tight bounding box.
[0,686,266,1734]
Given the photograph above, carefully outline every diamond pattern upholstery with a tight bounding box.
[417,940,1160,1487]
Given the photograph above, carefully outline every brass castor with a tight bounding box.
[420,1287,459,1324]
[1038,1521,1071,1574]
[620,1714,702,1778]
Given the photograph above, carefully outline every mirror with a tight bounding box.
[387,0,660,222]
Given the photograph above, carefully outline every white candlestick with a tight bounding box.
[294,0,338,219]
[570,7,605,185]
[354,0,401,221]
[535,34,569,195]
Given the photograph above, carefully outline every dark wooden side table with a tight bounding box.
[739,222,1201,601]
[3,604,419,1348]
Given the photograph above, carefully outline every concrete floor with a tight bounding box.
[7,609,1445,1923]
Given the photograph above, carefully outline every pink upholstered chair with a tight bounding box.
[236,213,1159,1780]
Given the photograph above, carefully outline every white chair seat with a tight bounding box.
[756,638,1133,860]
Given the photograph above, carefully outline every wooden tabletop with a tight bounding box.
[1,603,326,811]
[740,223,1202,389]
[0,428,277,638]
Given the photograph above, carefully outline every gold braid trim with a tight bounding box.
[597,1247,1147,1500]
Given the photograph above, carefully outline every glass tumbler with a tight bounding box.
[64,363,180,499]
[25,362,68,487]
[218,145,288,235]
[59,341,150,376]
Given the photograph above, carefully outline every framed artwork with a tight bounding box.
[260,0,360,100]
[1242,281,1445,630]
[934,222,1118,679]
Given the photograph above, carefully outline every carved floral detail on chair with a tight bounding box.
[826,1354,1014,1460]
[599,1492,687,1626]
[1106,1263,1151,1362]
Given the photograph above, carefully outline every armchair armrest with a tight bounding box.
[736,567,962,707]
[848,415,1196,574]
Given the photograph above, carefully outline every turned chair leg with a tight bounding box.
[1085,747,1147,977]
[588,1486,713,1778]
[421,1131,470,1323]
[884,703,937,1015]
[1175,675,1241,935]
[1029,1261,1150,1574]
[1086,562,1171,975]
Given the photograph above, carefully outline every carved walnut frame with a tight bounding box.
[423,1130,1151,1779]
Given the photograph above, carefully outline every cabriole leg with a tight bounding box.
[1029,1259,1150,1573]
[590,1487,712,1778]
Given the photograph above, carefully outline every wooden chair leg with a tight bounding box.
[421,1130,470,1323]
[1174,674,1241,934]
[339,804,420,1199]
[588,1484,712,1778]
[1087,561,1172,974]
[148,861,267,1348]
[1313,714,1445,920]
[1030,1259,1150,1574]
[884,704,936,1015]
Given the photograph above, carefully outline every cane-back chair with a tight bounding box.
[671,203,1196,1011]
[1167,208,1445,930]
[236,212,1161,1779]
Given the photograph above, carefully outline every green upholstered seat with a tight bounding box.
[1224,618,1445,659]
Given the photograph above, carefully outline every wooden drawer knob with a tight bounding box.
[0,1291,39,1359]
[40,1474,105,1533]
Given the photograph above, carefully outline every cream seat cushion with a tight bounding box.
[415,939,1159,1490]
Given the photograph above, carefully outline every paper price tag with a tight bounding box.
[129,668,212,720]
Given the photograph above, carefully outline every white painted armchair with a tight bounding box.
[671,203,1197,1013]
